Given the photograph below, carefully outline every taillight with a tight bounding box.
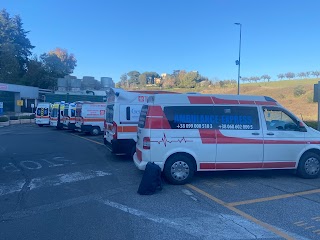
[143,137,150,149]
[112,121,117,139]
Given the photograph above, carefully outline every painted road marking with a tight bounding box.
[70,133,104,146]
[98,198,278,239]
[228,188,320,207]
[1,157,76,173]
[187,184,296,240]
[0,170,111,197]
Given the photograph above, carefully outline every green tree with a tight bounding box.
[0,9,34,78]
[261,74,271,82]
[40,48,77,77]
[0,43,20,83]
[127,71,140,85]
[285,72,295,80]
[277,73,285,80]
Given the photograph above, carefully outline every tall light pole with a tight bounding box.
[234,23,242,95]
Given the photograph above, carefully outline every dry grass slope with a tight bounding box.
[199,79,319,121]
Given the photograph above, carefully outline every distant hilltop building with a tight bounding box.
[57,75,115,92]
[101,77,115,89]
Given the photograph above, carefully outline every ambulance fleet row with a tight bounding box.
[35,88,320,184]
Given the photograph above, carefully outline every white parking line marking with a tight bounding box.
[29,170,111,190]
[0,170,111,197]
[98,199,279,239]
[0,180,26,196]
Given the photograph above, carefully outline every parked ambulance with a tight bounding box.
[75,102,106,135]
[62,102,77,130]
[50,102,65,129]
[35,102,51,127]
[134,93,320,184]
[104,88,177,156]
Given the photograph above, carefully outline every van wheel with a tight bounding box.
[164,154,195,185]
[129,145,136,158]
[90,127,100,136]
[297,152,320,179]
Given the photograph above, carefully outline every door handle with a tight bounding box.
[252,132,260,135]
[267,132,274,136]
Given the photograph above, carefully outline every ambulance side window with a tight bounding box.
[44,108,48,116]
[164,106,259,130]
[263,107,298,131]
[71,109,75,117]
[106,104,114,123]
[126,107,130,120]
[214,106,260,130]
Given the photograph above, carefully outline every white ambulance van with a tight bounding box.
[134,93,320,184]
[62,102,76,130]
[75,102,106,135]
[104,88,177,156]
[35,102,51,126]
[50,102,65,129]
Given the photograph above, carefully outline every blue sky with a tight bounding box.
[2,0,320,83]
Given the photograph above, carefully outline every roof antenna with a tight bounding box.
[300,113,304,121]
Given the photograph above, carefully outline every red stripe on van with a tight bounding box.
[215,162,263,169]
[262,162,296,168]
[199,129,216,144]
[200,163,216,169]
[188,96,213,104]
[211,97,239,104]
[145,106,171,129]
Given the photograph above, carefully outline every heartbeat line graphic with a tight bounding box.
[151,133,193,147]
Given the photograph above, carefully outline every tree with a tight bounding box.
[297,72,306,79]
[241,77,249,83]
[261,74,271,82]
[119,73,128,87]
[277,74,285,80]
[0,9,34,80]
[40,48,77,77]
[0,43,20,83]
[285,72,295,80]
[139,71,159,85]
[312,71,320,78]
[249,76,260,83]
[127,71,140,85]
[179,71,198,88]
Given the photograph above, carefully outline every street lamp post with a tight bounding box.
[234,23,242,95]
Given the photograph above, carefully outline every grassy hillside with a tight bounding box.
[173,79,319,121]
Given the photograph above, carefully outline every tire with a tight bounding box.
[128,145,136,158]
[297,152,320,179]
[164,154,195,185]
[90,127,100,136]
[38,124,43,127]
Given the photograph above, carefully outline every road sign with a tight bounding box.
[17,100,23,106]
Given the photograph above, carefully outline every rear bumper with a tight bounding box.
[133,152,164,171]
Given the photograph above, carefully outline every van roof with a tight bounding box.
[147,93,280,106]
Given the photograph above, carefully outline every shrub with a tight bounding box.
[0,116,9,122]
[9,116,19,120]
[294,85,306,97]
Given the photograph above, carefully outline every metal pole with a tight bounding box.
[237,24,242,95]
[318,81,320,130]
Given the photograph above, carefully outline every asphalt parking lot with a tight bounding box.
[0,124,320,240]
